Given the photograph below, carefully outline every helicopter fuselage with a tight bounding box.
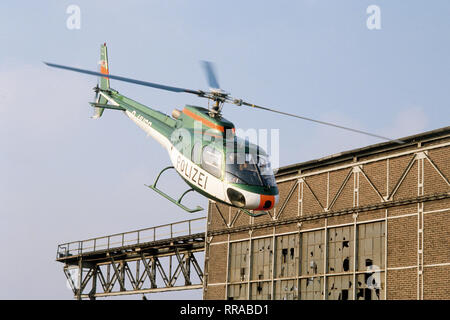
[105,89,279,211]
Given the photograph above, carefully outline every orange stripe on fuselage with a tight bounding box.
[183,108,224,132]
[256,194,275,211]
[100,66,108,75]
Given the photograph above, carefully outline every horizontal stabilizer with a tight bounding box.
[89,102,126,111]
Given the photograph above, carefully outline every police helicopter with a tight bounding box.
[45,43,402,217]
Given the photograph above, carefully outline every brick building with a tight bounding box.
[203,127,450,300]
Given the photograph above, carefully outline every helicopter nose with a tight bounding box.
[227,187,279,211]
[255,194,277,211]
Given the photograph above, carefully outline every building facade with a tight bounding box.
[203,127,450,300]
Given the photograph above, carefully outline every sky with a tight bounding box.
[1,0,449,299]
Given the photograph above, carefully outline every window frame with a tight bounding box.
[201,144,223,178]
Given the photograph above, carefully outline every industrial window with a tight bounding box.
[301,230,324,276]
[356,272,385,300]
[250,281,271,300]
[328,226,354,274]
[357,222,385,271]
[226,221,386,300]
[229,241,249,283]
[251,237,273,281]
[275,234,299,278]
[327,275,353,300]
[300,277,323,300]
[227,283,248,300]
[274,279,298,300]
[201,145,223,178]
[356,221,385,300]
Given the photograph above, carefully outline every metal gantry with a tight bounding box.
[57,218,206,300]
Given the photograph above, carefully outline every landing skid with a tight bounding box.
[240,208,268,217]
[145,166,204,213]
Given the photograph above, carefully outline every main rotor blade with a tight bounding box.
[201,61,220,89]
[44,62,203,95]
[240,101,404,144]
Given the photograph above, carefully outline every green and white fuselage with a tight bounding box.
[97,87,279,211]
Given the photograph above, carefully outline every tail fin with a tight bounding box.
[99,42,110,90]
[92,43,110,119]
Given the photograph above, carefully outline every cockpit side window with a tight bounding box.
[201,145,223,178]
[257,155,276,185]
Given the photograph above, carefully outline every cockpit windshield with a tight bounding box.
[225,152,276,187]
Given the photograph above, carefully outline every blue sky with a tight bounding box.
[1,1,449,299]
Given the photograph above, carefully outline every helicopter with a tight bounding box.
[45,43,402,217]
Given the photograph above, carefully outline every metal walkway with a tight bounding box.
[56,217,206,300]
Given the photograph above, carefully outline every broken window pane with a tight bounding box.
[229,241,250,282]
[356,272,385,300]
[275,234,299,278]
[251,237,273,280]
[327,226,354,274]
[327,275,353,300]
[301,230,324,276]
[300,276,324,300]
[274,279,298,300]
[357,222,385,271]
[250,281,272,300]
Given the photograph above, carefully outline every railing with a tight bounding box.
[56,217,206,259]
